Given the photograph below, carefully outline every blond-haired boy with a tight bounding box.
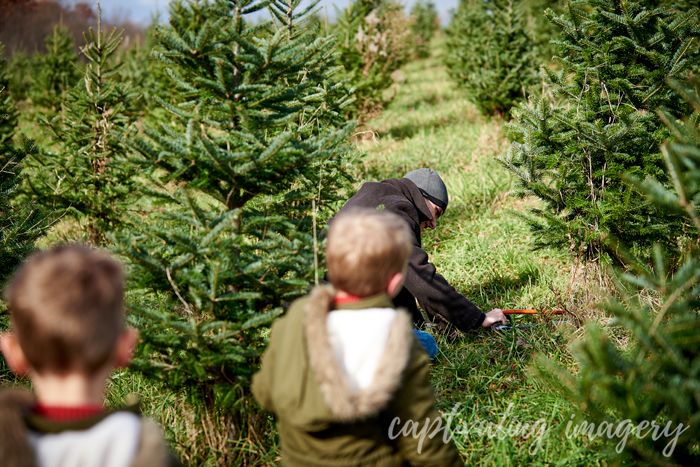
[252,209,462,466]
[0,245,180,467]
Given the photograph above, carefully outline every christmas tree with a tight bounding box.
[117,15,177,125]
[499,0,700,262]
[26,6,141,245]
[0,43,18,144]
[0,134,49,384]
[7,50,34,103]
[112,0,356,460]
[332,0,414,116]
[445,0,540,117]
[540,77,700,465]
[0,73,51,379]
[410,0,439,59]
[29,25,81,115]
[0,136,48,283]
[0,68,47,283]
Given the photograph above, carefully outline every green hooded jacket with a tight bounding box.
[252,285,463,467]
[0,389,181,467]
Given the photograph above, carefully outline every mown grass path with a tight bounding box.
[100,40,616,467]
[355,42,610,466]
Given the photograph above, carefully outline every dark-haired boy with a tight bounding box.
[0,245,180,467]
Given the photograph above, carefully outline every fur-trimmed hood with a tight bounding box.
[251,286,464,467]
[306,286,414,421]
[252,285,415,430]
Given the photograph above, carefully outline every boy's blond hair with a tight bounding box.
[4,245,125,375]
[327,209,412,297]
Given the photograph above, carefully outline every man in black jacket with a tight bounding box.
[332,168,507,333]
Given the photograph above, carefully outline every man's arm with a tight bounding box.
[386,198,505,332]
[404,244,486,333]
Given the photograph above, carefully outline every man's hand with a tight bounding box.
[481,309,507,328]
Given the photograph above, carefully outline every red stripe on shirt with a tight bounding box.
[33,404,105,421]
[332,295,363,306]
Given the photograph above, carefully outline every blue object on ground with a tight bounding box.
[413,329,438,360]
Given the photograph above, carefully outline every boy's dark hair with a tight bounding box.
[4,245,125,375]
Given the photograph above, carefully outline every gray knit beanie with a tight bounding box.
[403,168,448,211]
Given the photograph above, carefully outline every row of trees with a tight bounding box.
[445,0,700,464]
[0,0,144,58]
[0,0,440,463]
[541,77,700,467]
[3,0,438,121]
[446,0,700,266]
[446,0,565,118]
[331,0,438,115]
[4,0,699,464]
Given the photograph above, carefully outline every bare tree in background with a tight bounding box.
[0,0,144,59]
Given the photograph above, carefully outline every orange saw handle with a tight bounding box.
[502,309,566,315]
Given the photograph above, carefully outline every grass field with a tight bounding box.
[102,42,619,465]
[0,38,622,466]
[351,42,613,465]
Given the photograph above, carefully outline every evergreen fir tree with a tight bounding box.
[410,0,439,59]
[540,77,700,466]
[0,135,49,385]
[29,26,81,115]
[0,136,48,283]
[0,86,50,382]
[26,8,141,245]
[332,0,415,116]
[445,0,540,117]
[499,0,700,262]
[112,0,355,458]
[522,0,566,63]
[0,42,18,144]
[117,15,179,124]
[0,55,48,281]
[8,50,35,103]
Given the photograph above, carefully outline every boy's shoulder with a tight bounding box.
[0,388,181,467]
[275,286,335,331]
[286,292,314,318]
[0,387,37,466]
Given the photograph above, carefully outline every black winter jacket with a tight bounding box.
[332,178,485,332]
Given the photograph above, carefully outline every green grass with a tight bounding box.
[105,369,279,467]
[0,36,619,466]
[352,40,612,465]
